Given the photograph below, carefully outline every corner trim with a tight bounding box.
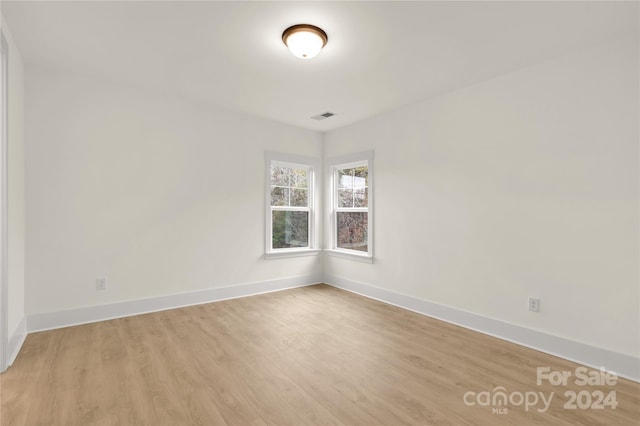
[324,274,640,383]
[5,316,26,370]
[0,30,9,373]
[27,275,322,333]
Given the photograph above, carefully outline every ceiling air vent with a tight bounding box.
[311,112,335,120]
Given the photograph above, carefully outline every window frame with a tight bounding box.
[326,151,374,263]
[265,152,321,259]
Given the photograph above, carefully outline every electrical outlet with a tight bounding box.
[96,277,107,291]
[528,297,540,312]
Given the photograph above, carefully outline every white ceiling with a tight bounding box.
[1,1,637,132]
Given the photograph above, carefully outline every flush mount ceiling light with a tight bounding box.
[282,24,328,59]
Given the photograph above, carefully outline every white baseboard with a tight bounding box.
[27,274,322,333]
[324,274,640,383]
[19,273,640,383]
[4,316,27,370]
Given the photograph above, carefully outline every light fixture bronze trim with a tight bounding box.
[282,24,328,48]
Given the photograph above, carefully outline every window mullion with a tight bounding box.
[351,168,355,208]
[336,207,367,212]
[272,206,310,212]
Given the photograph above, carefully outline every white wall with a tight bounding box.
[324,36,639,358]
[18,26,639,375]
[1,18,26,342]
[25,65,322,316]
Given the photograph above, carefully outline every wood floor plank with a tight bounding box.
[1,284,638,425]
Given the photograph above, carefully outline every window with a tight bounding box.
[327,151,373,262]
[271,164,310,249]
[265,152,320,258]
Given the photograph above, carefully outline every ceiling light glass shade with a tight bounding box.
[282,24,328,59]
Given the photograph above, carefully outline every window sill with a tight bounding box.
[325,249,374,264]
[264,249,321,260]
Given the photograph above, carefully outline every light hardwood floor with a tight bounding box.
[1,284,638,425]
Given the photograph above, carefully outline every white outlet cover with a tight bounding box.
[96,278,107,290]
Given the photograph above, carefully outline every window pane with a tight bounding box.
[338,168,352,189]
[338,189,353,208]
[354,187,368,207]
[271,166,289,186]
[270,187,288,206]
[290,188,308,207]
[291,168,308,188]
[272,211,309,249]
[353,166,368,188]
[337,212,368,252]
